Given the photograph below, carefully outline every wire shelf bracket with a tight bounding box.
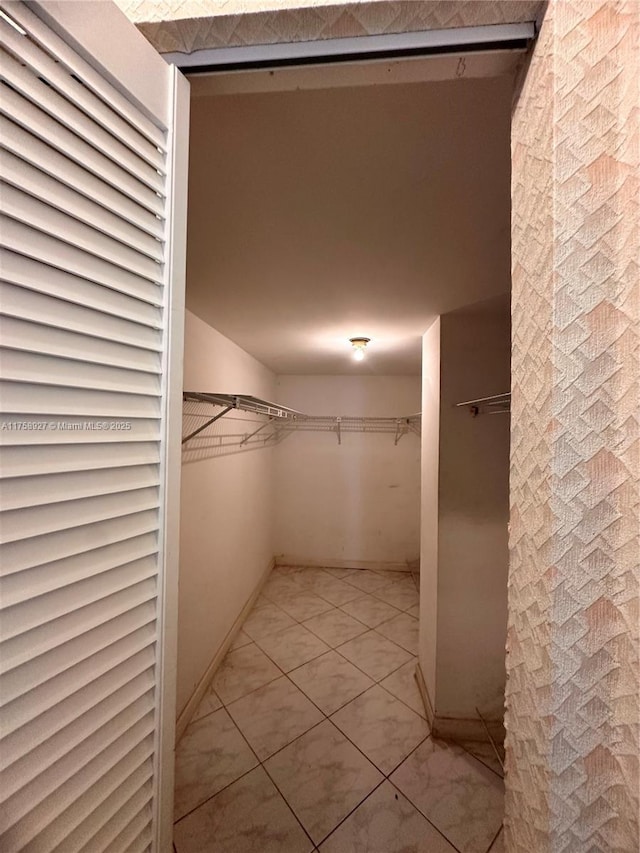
[183,392,422,446]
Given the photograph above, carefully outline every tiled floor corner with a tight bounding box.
[173,565,504,853]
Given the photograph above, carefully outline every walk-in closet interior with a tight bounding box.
[174,47,514,853]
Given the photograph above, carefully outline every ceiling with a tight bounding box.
[186,69,514,374]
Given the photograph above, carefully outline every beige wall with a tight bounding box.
[507,2,640,850]
[177,309,276,716]
[273,375,421,568]
[419,319,441,704]
[121,1,544,54]
[436,298,510,722]
[418,304,510,726]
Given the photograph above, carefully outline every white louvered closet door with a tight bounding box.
[0,2,188,851]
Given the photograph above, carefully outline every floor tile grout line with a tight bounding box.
[261,715,329,763]
[259,749,319,849]
[176,720,458,853]
[311,777,388,849]
[181,573,426,827]
[252,630,332,674]
[260,716,394,848]
[195,587,418,728]
[386,776,466,853]
[379,731,431,778]
[335,597,405,624]
[324,699,432,781]
[281,665,371,718]
[173,760,258,826]
[312,769,462,853]
[324,681,430,736]
[384,736,504,853]
[299,613,370,647]
[218,636,349,764]
[376,677,428,723]
[211,639,339,714]
[485,825,503,852]
[180,571,497,853]
[454,741,504,780]
[175,692,320,846]
[174,701,268,824]
[238,599,415,687]
[255,709,394,825]
[264,585,362,620]
[213,644,282,705]
[369,623,418,656]
[328,636,416,685]
[178,570,499,853]
[267,566,417,613]
[185,694,499,853]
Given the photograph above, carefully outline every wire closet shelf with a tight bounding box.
[182,392,422,446]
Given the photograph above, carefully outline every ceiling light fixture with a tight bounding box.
[349,337,371,362]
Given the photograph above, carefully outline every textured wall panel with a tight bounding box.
[115,0,543,54]
[507,2,640,851]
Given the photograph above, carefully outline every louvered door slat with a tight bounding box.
[2,638,157,740]
[1,664,155,772]
[1,697,155,830]
[0,117,165,239]
[2,317,161,372]
[0,17,165,173]
[0,422,160,449]
[1,510,160,575]
[0,253,164,328]
[0,86,165,216]
[1,681,155,802]
[0,3,186,849]
[0,381,161,416]
[103,808,152,853]
[1,465,160,511]
[1,184,164,282]
[3,612,157,712]
[0,443,161,480]
[1,350,161,395]
[0,1,166,149]
[1,218,163,303]
[75,782,153,853]
[3,727,155,850]
[0,48,165,195]
[1,149,164,260]
[0,534,158,608]
[1,562,158,644]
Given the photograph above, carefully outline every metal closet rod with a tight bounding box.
[182,392,421,445]
[455,392,511,417]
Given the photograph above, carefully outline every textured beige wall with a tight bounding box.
[117,0,543,54]
[507,1,640,850]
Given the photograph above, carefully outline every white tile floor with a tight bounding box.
[173,566,504,853]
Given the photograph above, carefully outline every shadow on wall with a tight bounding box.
[181,406,290,463]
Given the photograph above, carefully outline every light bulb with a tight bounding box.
[349,337,371,361]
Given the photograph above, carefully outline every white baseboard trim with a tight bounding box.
[414,661,504,744]
[433,714,505,744]
[175,556,275,743]
[275,555,412,572]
